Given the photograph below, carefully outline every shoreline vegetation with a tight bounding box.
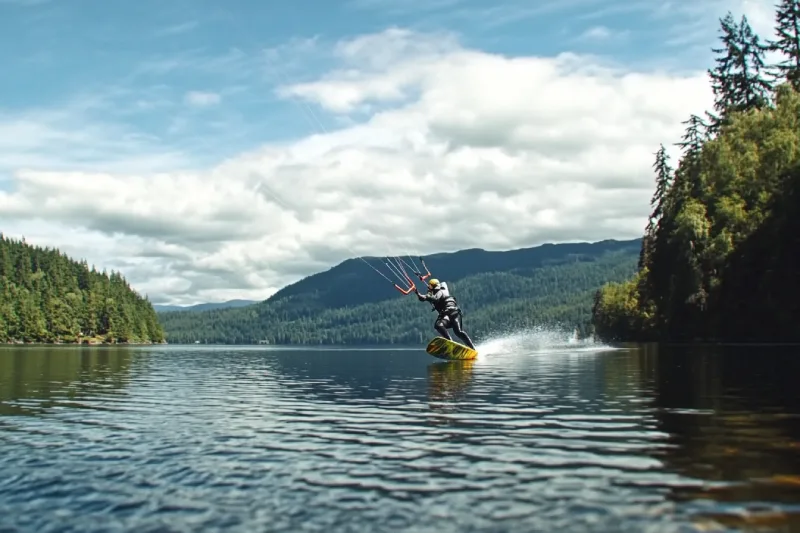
[0,231,642,347]
[591,3,800,344]
[0,234,166,345]
[2,338,166,346]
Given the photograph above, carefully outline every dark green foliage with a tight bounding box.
[676,115,710,163]
[707,13,772,132]
[711,161,800,341]
[592,7,800,343]
[0,234,164,344]
[647,144,673,232]
[160,240,641,344]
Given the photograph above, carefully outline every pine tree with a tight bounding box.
[676,114,709,159]
[673,114,709,198]
[707,13,772,132]
[729,14,772,107]
[769,0,800,89]
[647,144,673,233]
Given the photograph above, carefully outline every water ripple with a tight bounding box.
[2,345,800,532]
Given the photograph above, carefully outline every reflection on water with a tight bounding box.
[0,346,135,416]
[427,361,475,427]
[427,360,475,403]
[645,345,800,531]
[1,343,799,532]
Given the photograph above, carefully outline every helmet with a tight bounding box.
[427,278,440,290]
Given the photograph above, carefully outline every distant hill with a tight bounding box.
[153,299,259,313]
[159,238,642,345]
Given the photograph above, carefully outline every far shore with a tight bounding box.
[2,339,168,346]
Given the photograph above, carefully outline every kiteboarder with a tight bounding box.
[415,278,476,350]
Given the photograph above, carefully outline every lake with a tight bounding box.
[1,333,800,532]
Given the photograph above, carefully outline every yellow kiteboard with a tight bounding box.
[425,336,478,360]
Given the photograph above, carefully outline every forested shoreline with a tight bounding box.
[592,3,800,343]
[0,230,641,346]
[0,235,165,344]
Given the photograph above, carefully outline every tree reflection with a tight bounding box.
[0,346,136,416]
[615,344,800,529]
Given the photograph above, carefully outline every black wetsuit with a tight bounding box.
[417,283,476,350]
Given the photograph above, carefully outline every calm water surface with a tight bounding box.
[1,339,800,532]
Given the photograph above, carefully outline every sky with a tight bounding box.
[0,0,781,305]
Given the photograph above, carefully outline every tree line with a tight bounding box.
[0,234,165,344]
[160,250,639,344]
[592,2,800,342]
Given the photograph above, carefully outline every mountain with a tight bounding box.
[153,299,259,313]
[0,234,164,344]
[159,238,642,345]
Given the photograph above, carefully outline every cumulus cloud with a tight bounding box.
[0,27,717,305]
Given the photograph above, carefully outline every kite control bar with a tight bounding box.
[413,258,432,282]
[394,267,416,295]
[383,257,417,295]
[372,255,435,296]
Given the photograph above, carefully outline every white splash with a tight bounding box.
[475,325,618,359]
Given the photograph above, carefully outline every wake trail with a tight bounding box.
[474,325,620,359]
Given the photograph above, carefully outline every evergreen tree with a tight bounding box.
[637,234,653,270]
[647,144,673,233]
[676,115,709,159]
[769,0,800,89]
[707,13,772,132]
[674,114,710,199]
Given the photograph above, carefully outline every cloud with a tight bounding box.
[580,25,613,40]
[0,28,715,305]
[449,0,598,29]
[0,103,192,174]
[572,0,652,21]
[654,0,777,53]
[737,0,776,37]
[184,91,222,106]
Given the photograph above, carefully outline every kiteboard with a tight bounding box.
[425,336,478,360]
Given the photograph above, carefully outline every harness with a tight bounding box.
[429,290,460,317]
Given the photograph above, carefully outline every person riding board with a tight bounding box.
[415,278,476,350]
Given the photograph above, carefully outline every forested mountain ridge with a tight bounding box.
[0,234,165,344]
[592,4,800,343]
[159,238,641,344]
